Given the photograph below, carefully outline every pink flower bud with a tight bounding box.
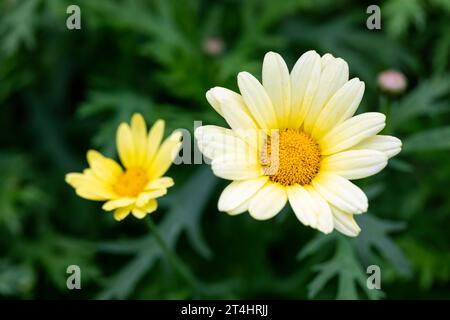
[377,70,408,95]
[202,37,224,56]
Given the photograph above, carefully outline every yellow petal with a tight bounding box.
[102,197,135,211]
[148,131,182,180]
[132,199,157,219]
[114,206,132,221]
[66,171,116,200]
[131,113,148,167]
[136,189,167,207]
[65,172,85,188]
[116,122,135,168]
[87,150,123,184]
[142,119,165,170]
[145,177,174,190]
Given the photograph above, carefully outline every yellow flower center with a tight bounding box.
[114,167,148,197]
[261,129,321,186]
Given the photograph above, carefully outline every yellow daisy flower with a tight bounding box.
[195,51,401,236]
[66,113,182,221]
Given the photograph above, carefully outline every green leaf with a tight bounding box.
[354,214,412,277]
[308,237,383,300]
[0,0,39,55]
[402,126,450,153]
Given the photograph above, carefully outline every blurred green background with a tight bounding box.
[1,0,450,299]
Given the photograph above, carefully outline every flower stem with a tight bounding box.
[146,216,202,294]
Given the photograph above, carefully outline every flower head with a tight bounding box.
[195,51,402,236]
[66,113,182,221]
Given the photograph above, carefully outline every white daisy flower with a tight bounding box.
[195,51,401,236]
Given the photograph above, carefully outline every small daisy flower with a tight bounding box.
[195,51,402,236]
[66,113,182,221]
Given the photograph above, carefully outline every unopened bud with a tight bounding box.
[202,37,224,56]
[377,70,408,95]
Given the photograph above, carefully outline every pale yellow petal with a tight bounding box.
[220,98,258,132]
[321,149,387,180]
[226,198,251,216]
[262,51,291,127]
[307,187,334,234]
[331,206,361,237]
[312,78,365,139]
[248,183,287,220]
[320,112,386,156]
[218,176,268,212]
[195,125,259,164]
[196,125,243,159]
[206,87,248,118]
[312,173,368,214]
[237,71,278,129]
[289,50,321,128]
[287,185,333,234]
[303,57,349,133]
[287,185,316,227]
[320,53,334,67]
[352,135,402,159]
[211,156,263,181]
